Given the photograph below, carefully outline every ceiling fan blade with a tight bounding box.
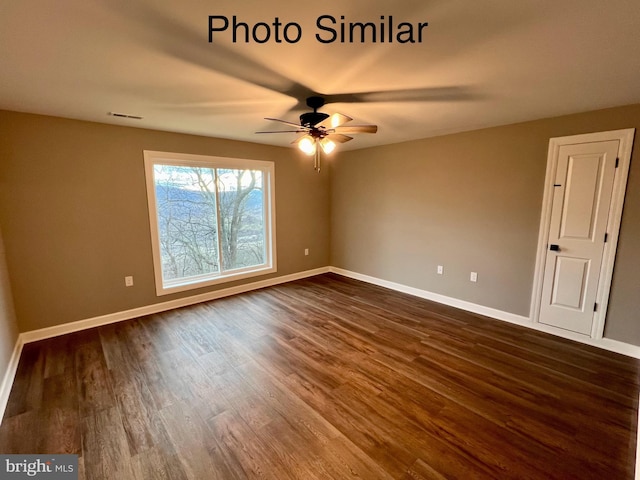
[100,0,317,107]
[327,134,353,143]
[323,86,482,104]
[255,130,305,134]
[264,117,304,128]
[316,113,353,129]
[333,125,378,134]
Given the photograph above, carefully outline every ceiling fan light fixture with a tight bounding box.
[298,136,316,155]
[319,138,336,154]
[259,96,377,171]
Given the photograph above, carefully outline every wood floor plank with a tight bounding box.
[109,368,169,456]
[42,334,76,379]
[4,343,44,417]
[159,402,236,480]
[37,407,81,455]
[130,446,189,480]
[1,273,637,479]
[207,409,297,480]
[42,372,78,411]
[0,410,40,453]
[256,418,329,480]
[229,361,394,480]
[81,406,135,480]
[403,458,448,480]
[74,331,116,417]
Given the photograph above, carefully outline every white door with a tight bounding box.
[538,140,619,335]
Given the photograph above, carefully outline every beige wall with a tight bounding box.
[0,111,330,332]
[0,227,19,390]
[331,104,640,346]
[1,105,638,346]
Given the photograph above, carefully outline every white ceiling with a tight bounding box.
[1,0,639,151]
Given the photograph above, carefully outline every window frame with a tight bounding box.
[143,150,277,296]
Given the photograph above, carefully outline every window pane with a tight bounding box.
[153,165,220,282]
[144,150,276,296]
[217,169,265,270]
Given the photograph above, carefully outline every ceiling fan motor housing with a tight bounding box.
[300,95,330,127]
[300,111,329,128]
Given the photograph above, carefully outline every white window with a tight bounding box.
[143,151,276,295]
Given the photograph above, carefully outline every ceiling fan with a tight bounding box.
[256,96,378,172]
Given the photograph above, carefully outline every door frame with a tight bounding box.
[530,128,635,338]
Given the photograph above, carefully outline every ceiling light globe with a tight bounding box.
[320,139,336,154]
[299,137,316,155]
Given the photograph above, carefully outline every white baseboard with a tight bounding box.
[329,266,531,323]
[0,336,24,424]
[21,267,330,344]
[20,264,640,359]
[329,267,640,359]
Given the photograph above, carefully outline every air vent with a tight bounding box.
[108,112,143,120]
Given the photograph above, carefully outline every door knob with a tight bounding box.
[549,244,560,251]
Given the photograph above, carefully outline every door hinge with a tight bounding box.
[615,157,620,168]
[594,302,598,312]
[604,233,608,243]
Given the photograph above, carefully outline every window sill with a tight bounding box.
[155,265,277,296]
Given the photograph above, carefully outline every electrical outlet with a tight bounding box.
[470,272,478,282]
[437,265,444,275]
[125,276,134,287]
[304,248,309,256]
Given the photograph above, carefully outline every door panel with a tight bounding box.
[539,140,619,335]
[560,154,602,240]
[550,257,589,310]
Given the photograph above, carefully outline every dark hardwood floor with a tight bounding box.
[1,273,638,479]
